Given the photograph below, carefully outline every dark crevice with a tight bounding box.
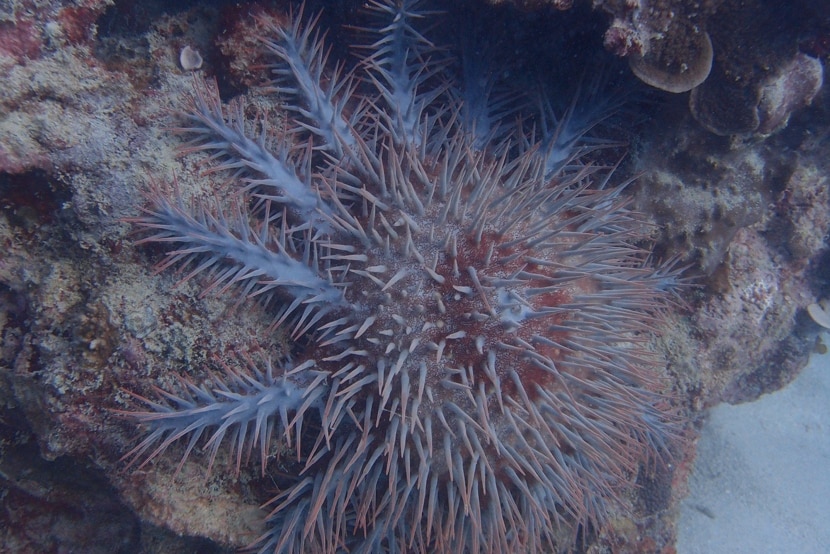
[0,170,71,229]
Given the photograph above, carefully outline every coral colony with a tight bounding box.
[122,1,680,552]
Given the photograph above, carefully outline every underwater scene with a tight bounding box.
[0,0,828,552]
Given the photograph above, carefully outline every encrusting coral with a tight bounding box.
[119,1,683,552]
[590,0,825,136]
[688,0,825,136]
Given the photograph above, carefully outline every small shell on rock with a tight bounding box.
[180,45,203,71]
[807,302,830,330]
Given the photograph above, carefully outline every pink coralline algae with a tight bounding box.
[119,1,682,552]
[0,20,43,61]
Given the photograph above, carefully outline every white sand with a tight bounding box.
[677,336,830,554]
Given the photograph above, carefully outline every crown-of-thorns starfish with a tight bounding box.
[120,1,681,552]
